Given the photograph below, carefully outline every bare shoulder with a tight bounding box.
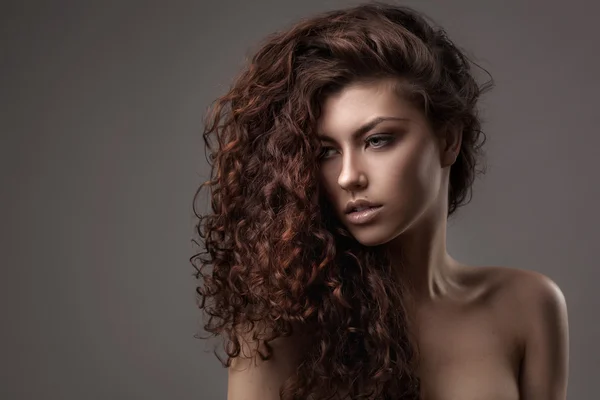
[485,266,566,305]
[479,265,568,343]
[481,266,569,397]
[227,321,312,400]
[455,265,564,303]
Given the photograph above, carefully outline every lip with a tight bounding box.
[344,199,381,214]
[345,205,383,225]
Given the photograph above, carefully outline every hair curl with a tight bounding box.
[192,2,493,399]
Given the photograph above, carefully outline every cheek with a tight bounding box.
[411,146,443,207]
[384,148,436,204]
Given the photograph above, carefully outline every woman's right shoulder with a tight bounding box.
[227,321,313,400]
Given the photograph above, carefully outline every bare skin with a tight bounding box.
[334,264,568,400]
[410,263,522,400]
[410,264,564,400]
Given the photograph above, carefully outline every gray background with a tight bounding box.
[1,0,598,399]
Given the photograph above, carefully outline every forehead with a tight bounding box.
[316,79,423,135]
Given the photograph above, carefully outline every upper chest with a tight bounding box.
[412,269,523,400]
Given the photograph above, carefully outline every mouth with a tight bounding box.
[345,205,383,224]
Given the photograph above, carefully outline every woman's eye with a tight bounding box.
[318,147,335,159]
[366,135,393,148]
[318,134,393,160]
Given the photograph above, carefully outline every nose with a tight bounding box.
[337,152,367,191]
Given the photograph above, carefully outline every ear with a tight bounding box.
[439,124,462,167]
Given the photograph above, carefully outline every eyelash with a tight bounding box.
[318,134,394,159]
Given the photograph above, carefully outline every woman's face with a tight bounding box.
[316,79,449,246]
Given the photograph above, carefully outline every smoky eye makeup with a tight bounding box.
[365,133,395,147]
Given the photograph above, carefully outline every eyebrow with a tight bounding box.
[317,116,409,143]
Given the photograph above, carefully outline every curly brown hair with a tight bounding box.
[191,2,493,399]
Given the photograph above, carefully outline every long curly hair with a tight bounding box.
[191,2,493,399]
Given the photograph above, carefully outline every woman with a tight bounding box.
[192,2,569,399]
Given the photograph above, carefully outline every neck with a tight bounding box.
[385,201,463,306]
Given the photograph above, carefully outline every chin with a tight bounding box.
[349,229,396,247]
